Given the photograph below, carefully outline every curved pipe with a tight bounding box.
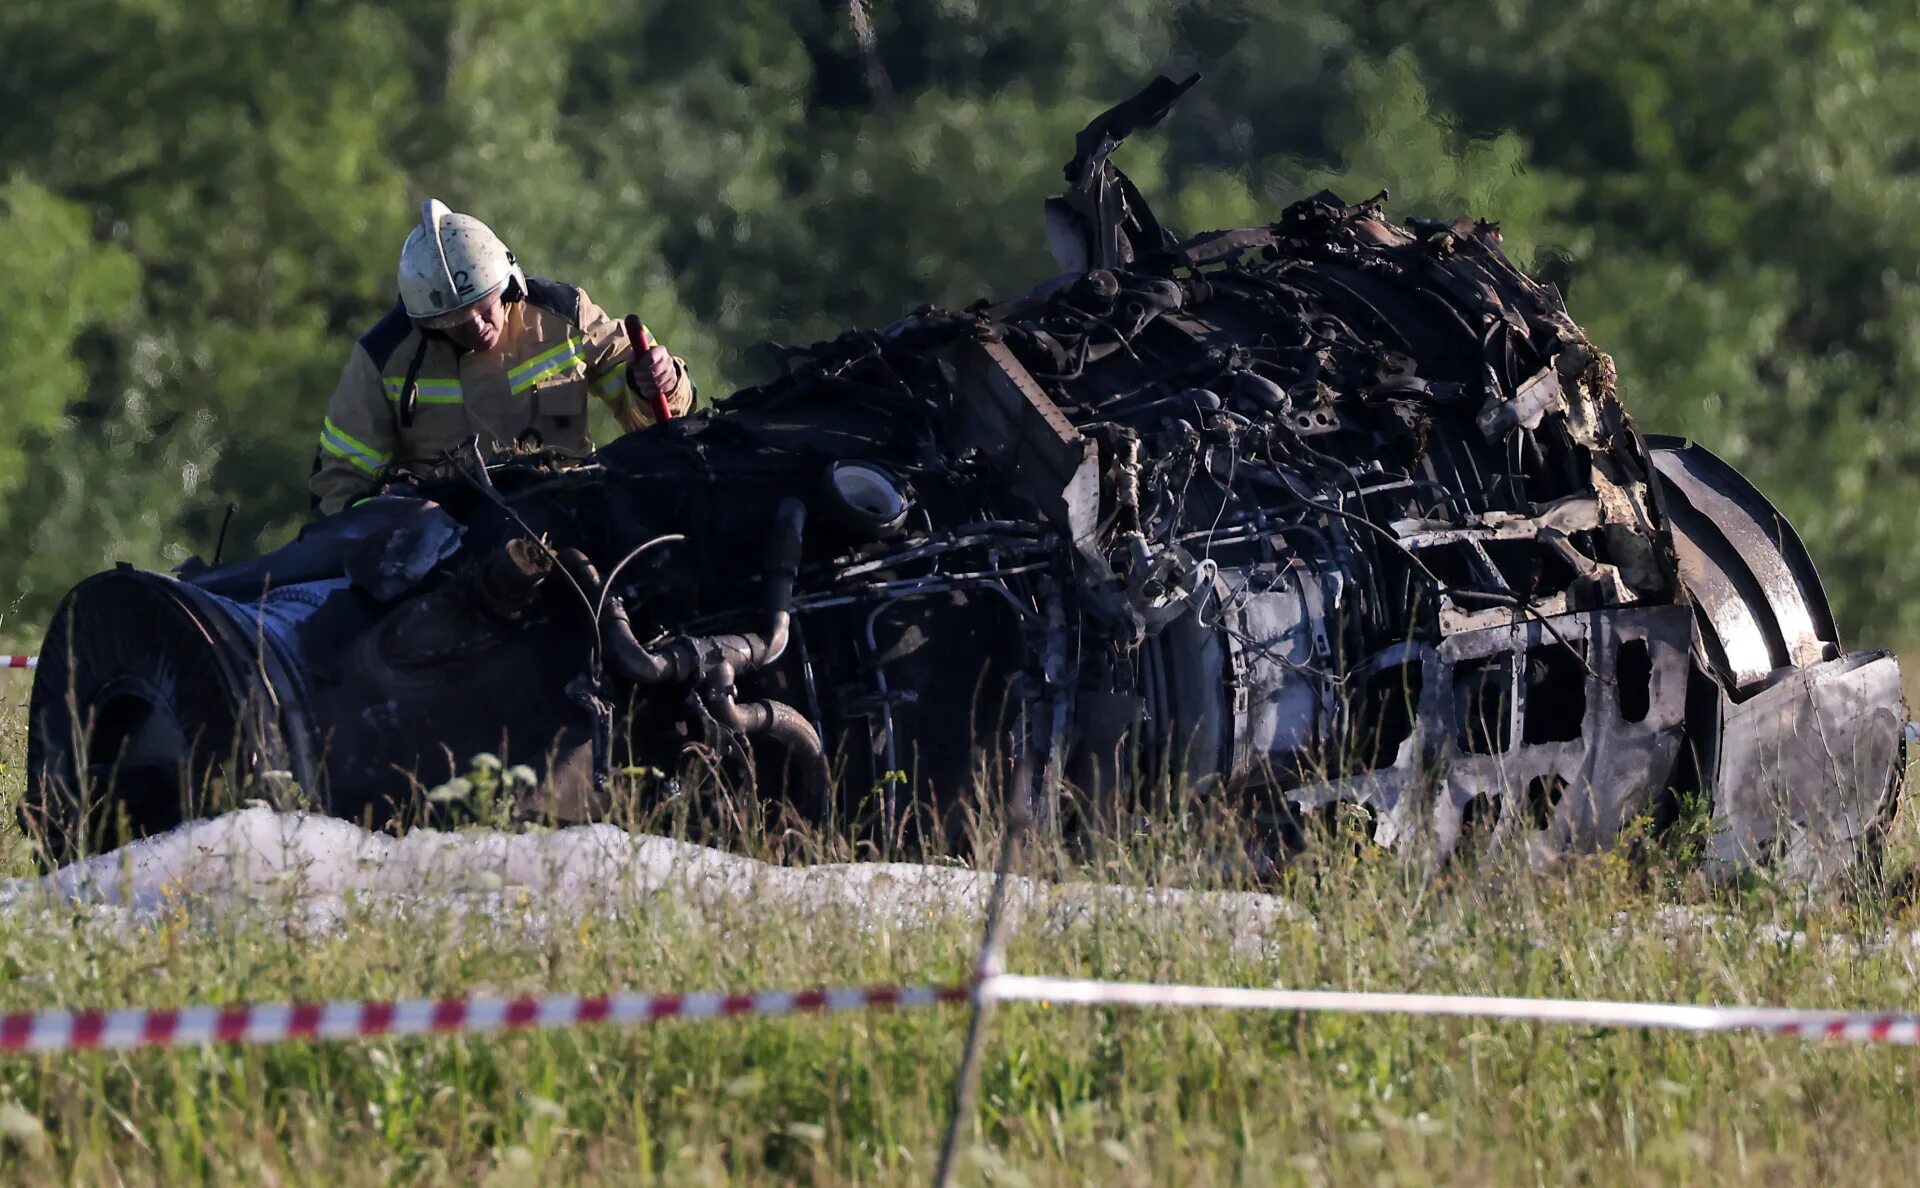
[1233,370,1289,414]
[560,497,809,686]
[556,548,698,684]
[700,660,832,813]
[605,594,702,684]
[754,497,807,669]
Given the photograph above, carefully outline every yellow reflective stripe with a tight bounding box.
[507,338,585,393]
[593,361,629,403]
[507,338,582,381]
[322,417,388,461]
[319,436,378,475]
[381,379,463,395]
[319,417,389,475]
[381,377,464,405]
[510,348,585,393]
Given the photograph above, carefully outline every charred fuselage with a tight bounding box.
[26,82,1905,876]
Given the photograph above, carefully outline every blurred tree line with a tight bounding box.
[1,0,1916,651]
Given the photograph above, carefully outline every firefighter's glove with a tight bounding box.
[628,344,680,400]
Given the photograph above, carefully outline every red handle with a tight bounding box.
[623,313,674,423]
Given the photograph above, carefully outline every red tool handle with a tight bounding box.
[623,313,674,423]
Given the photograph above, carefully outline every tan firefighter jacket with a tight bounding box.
[310,277,694,514]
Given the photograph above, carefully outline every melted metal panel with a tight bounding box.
[1706,652,1905,882]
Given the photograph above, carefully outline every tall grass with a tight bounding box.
[0,687,1915,1185]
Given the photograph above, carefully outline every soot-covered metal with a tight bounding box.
[26,79,1905,877]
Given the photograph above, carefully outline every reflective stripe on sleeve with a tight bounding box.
[593,361,629,404]
[319,417,390,475]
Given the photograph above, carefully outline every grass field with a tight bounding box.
[0,686,1917,1185]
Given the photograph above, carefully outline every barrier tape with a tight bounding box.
[982,975,1920,1044]
[1,657,33,670]
[3,972,1918,1054]
[0,982,971,1053]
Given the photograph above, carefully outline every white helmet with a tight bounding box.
[397,199,524,326]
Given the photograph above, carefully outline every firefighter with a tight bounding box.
[309,199,694,515]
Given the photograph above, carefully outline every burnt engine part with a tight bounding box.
[824,460,914,540]
[24,79,1905,879]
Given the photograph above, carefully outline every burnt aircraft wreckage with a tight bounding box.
[26,77,1907,877]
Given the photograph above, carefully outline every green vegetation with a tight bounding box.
[0,685,1910,1183]
[4,1,1920,652]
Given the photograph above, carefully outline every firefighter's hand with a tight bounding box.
[627,345,679,398]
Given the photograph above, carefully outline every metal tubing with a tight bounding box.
[698,660,832,812]
[579,498,809,686]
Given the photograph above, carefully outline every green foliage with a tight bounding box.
[0,184,140,498]
[1296,52,1567,266]
[1,0,1916,654]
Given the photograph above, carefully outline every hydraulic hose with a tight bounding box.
[748,497,806,670]
[556,548,698,684]
[561,497,809,686]
[606,596,701,684]
[700,660,832,814]
[556,507,828,813]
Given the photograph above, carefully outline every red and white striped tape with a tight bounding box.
[982,975,1920,1044]
[1,972,1918,1054]
[0,982,971,1053]
[1,656,33,670]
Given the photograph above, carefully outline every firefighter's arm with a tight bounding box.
[309,346,397,516]
[578,290,694,432]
